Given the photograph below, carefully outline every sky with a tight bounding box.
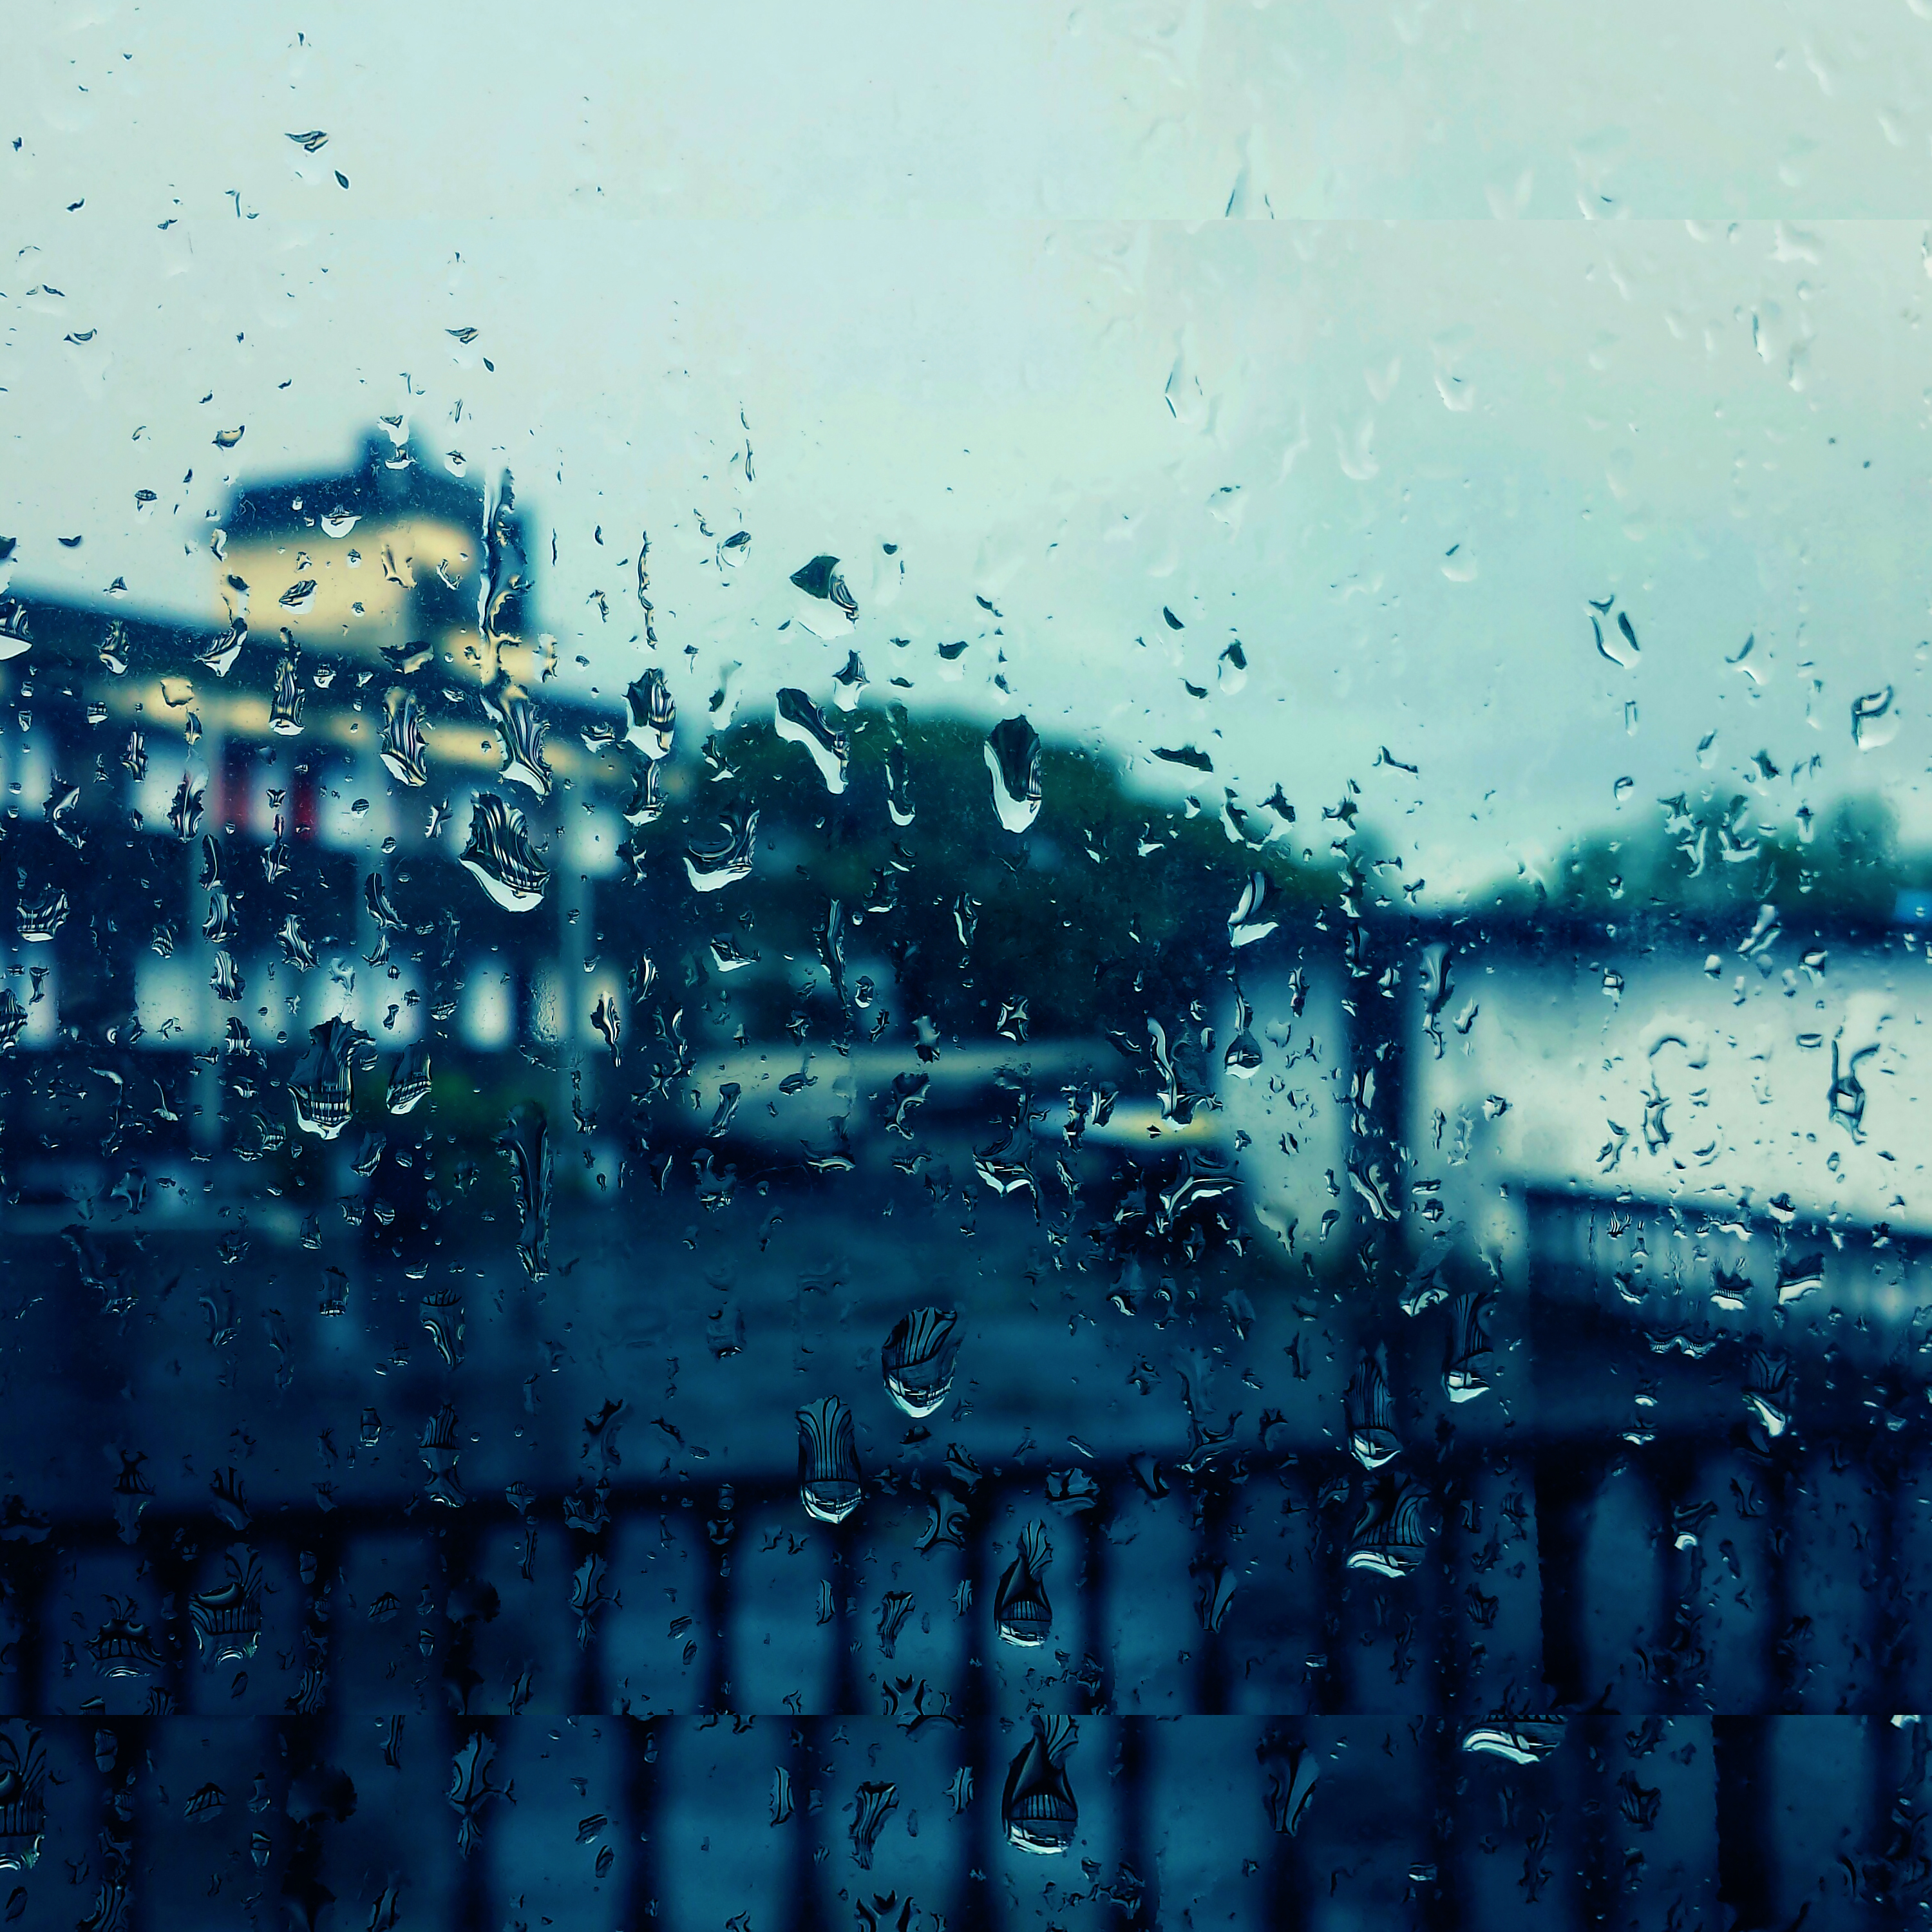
[5,2,1932,903]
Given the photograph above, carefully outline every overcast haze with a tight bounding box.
[7,3,1932,900]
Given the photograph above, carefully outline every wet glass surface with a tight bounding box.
[5,9,1932,1928]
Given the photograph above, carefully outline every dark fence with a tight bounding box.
[8,1406,1932,1929]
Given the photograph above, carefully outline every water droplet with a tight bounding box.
[0,1727,46,1872]
[447,1733,506,1856]
[420,1402,465,1508]
[188,1548,263,1664]
[1002,1716,1077,1853]
[875,1590,915,1657]
[848,1781,897,1868]
[486,690,550,797]
[1228,871,1277,948]
[1345,1347,1401,1468]
[1443,1287,1494,1402]
[184,1782,227,1824]
[886,742,914,826]
[832,650,868,710]
[775,688,849,794]
[496,1102,552,1281]
[1593,604,1640,667]
[1258,1735,1318,1835]
[269,654,305,734]
[881,1308,960,1418]
[1743,1350,1792,1435]
[626,668,676,760]
[290,1017,365,1139]
[797,1396,862,1522]
[1461,1719,1566,1765]
[198,619,245,678]
[994,1520,1053,1645]
[387,1044,431,1115]
[623,759,663,827]
[17,886,67,943]
[461,792,549,911]
[1345,1474,1426,1577]
[86,1597,166,1679]
[791,554,858,623]
[1852,685,1898,750]
[684,806,757,893]
[167,772,204,842]
[984,717,1041,833]
[0,598,30,661]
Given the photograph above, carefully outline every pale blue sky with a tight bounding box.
[6,2,1932,900]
